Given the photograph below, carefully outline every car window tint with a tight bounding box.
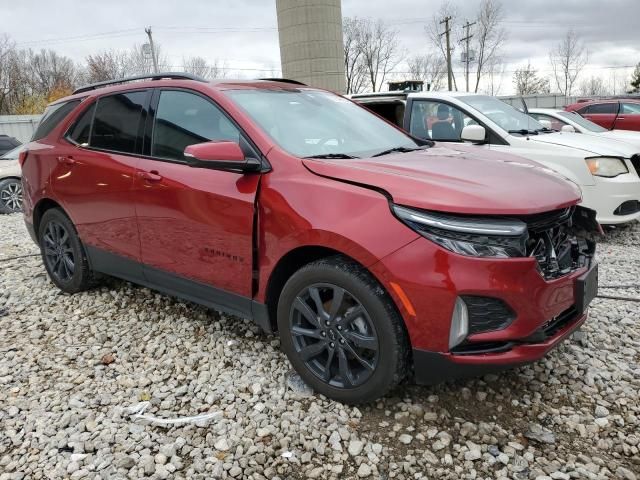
[151,90,240,161]
[67,102,96,145]
[622,103,640,114]
[587,103,616,114]
[410,100,474,141]
[91,91,147,154]
[32,99,82,141]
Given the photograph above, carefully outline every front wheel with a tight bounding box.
[277,256,409,404]
[0,178,23,213]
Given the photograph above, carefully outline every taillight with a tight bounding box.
[18,149,28,166]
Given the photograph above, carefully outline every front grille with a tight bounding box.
[631,155,640,176]
[462,296,515,334]
[518,208,576,280]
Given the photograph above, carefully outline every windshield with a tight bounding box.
[459,95,545,134]
[557,111,607,133]
[0,144,25,160]
[224,89,418,158]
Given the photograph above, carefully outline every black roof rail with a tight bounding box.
[73,72,208,94]
[258,78,307,86]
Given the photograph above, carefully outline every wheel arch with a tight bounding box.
[33,197,67,235]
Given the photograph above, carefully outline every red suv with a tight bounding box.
[566,99,640,131]
[21,74,598,403]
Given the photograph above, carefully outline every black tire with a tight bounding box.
[38,208,98,293]
[277,255,409,404]
[0,178,23,214]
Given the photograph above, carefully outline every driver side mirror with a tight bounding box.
[184,141,261,172]
[461,125,486,144]
[561,125,576,133]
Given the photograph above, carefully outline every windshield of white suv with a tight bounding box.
[225,89,420,158]
[0,144,25,160]
[459,95,547,135]
[557,111,607,133]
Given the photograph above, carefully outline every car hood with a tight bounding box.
[302,144,581,215]
[528,131,639,157]
[599,130,640,148]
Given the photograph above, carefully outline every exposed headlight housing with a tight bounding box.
[393,205,528,258]
[585,157,628,178]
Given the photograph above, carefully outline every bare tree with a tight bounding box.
[343,17,369,94]
[579,76,608,96]
[513,62,550,95]
[426,1,459,90]
[182,56,226,79]
[549,29,588,97]
[127,43,167,75]
[406,53,446,91]
[85,50,130,83]
[483,56,506,95]
[629,63,640,93]
[472,0,507,93]
[0,35,16,114]
[360,19,403,92]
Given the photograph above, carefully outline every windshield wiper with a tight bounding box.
[372,146,426,157]
[303,153,359,159]
[508,129,538,136]
[535,127,554,133]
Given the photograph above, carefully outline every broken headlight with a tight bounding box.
[393,205,528,258]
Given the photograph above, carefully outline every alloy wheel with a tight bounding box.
[42,221,75,282]
[289,283,379,388]
[0,181,22,212]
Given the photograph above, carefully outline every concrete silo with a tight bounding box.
[275,0,346,93]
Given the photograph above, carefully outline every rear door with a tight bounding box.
[52,90,149,275]
[134,88,261,310]
[616,102,640,131]
[581,102,618,129]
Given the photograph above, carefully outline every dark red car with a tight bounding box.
[20,74,598,403]
[566,99,640,131]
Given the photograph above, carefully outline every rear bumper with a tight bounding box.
[413,309,588,385]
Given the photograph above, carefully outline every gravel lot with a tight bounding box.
[1,212,639,480]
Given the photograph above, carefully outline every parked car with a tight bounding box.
[352,91,640,225]
[0,134,21,156]
[21,74,598,403]
[528,108,640,150]
[0,144,25,213]
[565,99,640,132]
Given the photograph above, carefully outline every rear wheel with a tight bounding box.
[0,178,22,214]
[38,209,98,293]
[278,256,409,404]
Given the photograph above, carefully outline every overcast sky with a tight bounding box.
[2,0,639,94]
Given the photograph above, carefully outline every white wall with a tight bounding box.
[0,115,41,143]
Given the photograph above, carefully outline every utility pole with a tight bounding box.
[461,20,476,92]
[144,27,159,74]
[440,16,453,91]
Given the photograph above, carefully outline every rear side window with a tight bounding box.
[622,103,640,114]
[91,91,147,154]
[586,103,617,114]
[67,102,96,145]
[151,90,240,161]
[32,99,82,141]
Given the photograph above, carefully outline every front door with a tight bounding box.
[582,102,618,129]
[134,88,260,309]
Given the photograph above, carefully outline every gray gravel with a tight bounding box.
[1,212,639,479]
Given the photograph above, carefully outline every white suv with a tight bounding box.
[0,144,24,214]
[352,92,640,225]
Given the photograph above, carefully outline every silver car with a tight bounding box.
[0,144,24,214]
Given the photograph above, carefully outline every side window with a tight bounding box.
[529,113,567,131]
[622,103,640,114]
[67,102,96,145]
[588,103,616,114]
[410,100,474,141]
[576,105,590,114]
[151,90,240,161]
[32,99,82,141]
[91,91,147,154]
